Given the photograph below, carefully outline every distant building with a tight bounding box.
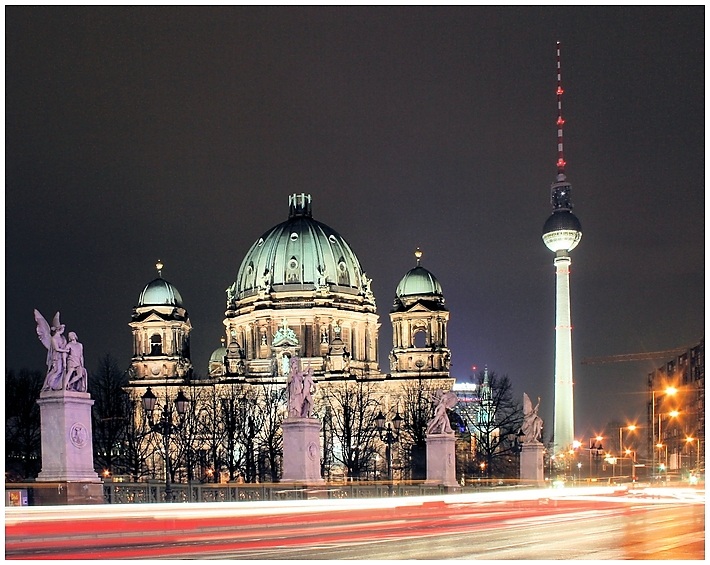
[647,337,705,477]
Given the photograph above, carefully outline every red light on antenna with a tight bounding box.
[557,158,566,168]
[557,87,564,95]
[557,117,565,126]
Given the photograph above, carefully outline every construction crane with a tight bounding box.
[580,347,689,365]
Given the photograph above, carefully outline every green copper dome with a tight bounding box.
[209,344,227,364]
[232,194,369,301]
[395,266,443,297]
[395,248,443,298]
[138,277,184,307]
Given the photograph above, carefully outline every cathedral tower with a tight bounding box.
[389,248,451,380]
[128,261,193,383]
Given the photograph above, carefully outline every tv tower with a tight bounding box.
[542,42,582,451]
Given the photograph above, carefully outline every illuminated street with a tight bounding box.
[5,487,704,560]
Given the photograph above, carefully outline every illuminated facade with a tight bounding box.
[647,338,705,475]
[126,193,454,480]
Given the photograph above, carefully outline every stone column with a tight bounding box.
[281,417,324,484]
[520,441,545,486]
[424,433,458,488]
[35,390,103,504]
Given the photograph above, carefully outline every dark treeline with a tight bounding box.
[6,360,528,484]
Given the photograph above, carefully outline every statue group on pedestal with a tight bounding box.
[286,357,315,418]
[426,390,458,435]
[521,392,543,443]
[34,309,87,393]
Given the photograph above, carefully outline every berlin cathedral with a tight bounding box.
[126,193,454,392]
[124,193,458,480]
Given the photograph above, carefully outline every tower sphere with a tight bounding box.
[542,210,582,253]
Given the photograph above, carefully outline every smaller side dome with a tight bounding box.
[395,248,443,298]
[396,266,443,298]
[138,278,184,307]
[209,345,228,364]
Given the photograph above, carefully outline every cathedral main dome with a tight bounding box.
[229,193,371,304]
[223,193,379,381]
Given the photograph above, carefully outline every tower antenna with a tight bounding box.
[556,41,566,180]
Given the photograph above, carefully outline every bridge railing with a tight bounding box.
[6,478,534,505]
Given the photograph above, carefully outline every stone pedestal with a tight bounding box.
[281,417,324,484]
[520,441,545,486]
[31,481,104,506]
[424,433,458,488]
[36,390,102,503]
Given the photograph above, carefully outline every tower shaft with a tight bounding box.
[553,254,574,449]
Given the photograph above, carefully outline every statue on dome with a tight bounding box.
[317,265,328,288]
[260,269,271,296]
[362,273,373,299]
[521,393,543,443]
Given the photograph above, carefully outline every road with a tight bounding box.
[5,486,704,560]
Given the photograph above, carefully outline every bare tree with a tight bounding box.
[121,392,153,482]
[457,370,523,479]
[318,381,380,480]
[397,379,438,480]
[91,354,131,477]
[254,384,285,482]
[5,369,43,480]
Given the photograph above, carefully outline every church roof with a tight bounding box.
[138,277,184,308]
[395,265,443,298]
[232,194,371,302]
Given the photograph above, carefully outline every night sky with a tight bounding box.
[5,6,705,441]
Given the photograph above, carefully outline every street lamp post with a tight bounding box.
[656,409,679,478]
[619,425,636,480]
[685,436,700,473]
[656,444,669,481]
[141,387,190,502]
[589,436,603,480]
[651,387,677,481]
[239,395,257,483]
[375,409,403,490]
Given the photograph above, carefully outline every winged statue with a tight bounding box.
[521,393,543,443]
[35,309,68,391]
[426,389,458,435]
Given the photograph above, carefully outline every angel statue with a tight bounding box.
[35,309,68,391]
[35,309,88,393]
[521,393,543,443]
[426,389,458,435]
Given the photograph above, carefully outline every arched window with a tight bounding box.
[150,334,163,355]
[413,328,428,348]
